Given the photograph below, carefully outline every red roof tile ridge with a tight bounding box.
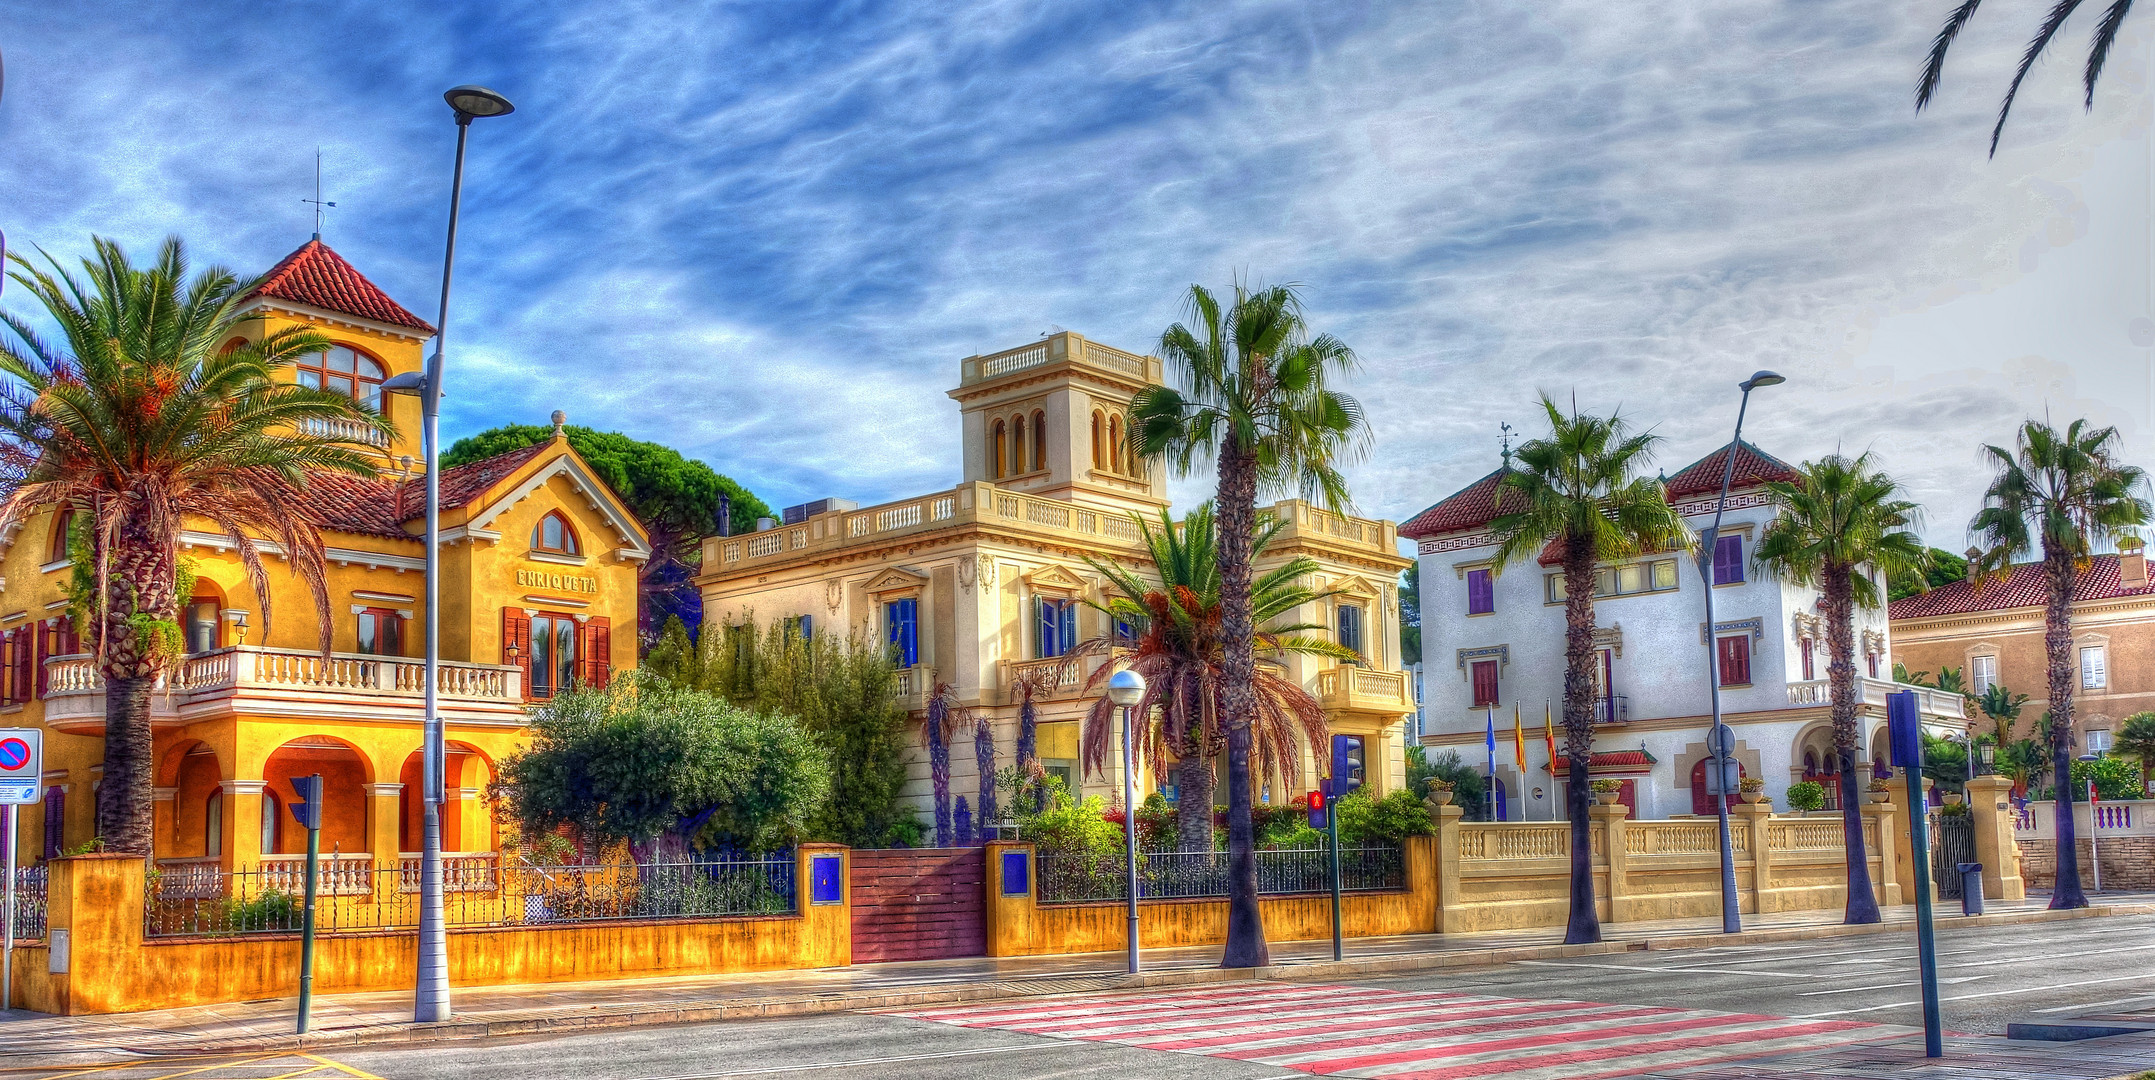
[252,239,436,334]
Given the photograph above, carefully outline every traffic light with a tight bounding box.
[289,774,324,831]
[1306,789,1327,829]
[1331,735,1366,798]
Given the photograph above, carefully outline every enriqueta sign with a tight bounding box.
[515,569,599,594]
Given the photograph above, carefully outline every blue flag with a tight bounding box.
[1485,707,1499,821]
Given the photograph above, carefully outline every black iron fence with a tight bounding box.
[1037,844,1405,904]
[9,866,44,940]
[144,856,796,937]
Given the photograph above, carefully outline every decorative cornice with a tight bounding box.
[1699,617,1765,645]
[1456,645,1509,674]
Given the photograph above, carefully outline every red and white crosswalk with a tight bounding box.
[894,983,1907,1079]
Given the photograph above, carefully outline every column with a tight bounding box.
[1962,775,2025,901]
[1860,798,1902,906]
[1591,801,1628,924]
[152,787,177,861]
[1430,800,1466,934]
[218,780,266,870]
[364,783,404,866]
[1886,775,1936,903]
[1735,801,1772,913]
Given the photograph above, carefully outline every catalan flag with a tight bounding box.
[1513,704,1527,772]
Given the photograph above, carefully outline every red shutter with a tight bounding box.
[15,628,32,704]
[502,609,532,698]
[1717,636,1751,687]
[1,630,15,704]
[583,617,611,689]
[1471,660,1499,707]
[34,622,50,699]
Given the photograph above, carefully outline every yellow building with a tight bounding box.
[695,332,1414,822]
[1,239,647,878]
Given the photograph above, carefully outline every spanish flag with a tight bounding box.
[1513,704,1527,772]
[1544,701,1557,765]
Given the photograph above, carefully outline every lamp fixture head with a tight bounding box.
[1107,668,1146,708]
[444,85,515,119]
[1739,370,1786,392]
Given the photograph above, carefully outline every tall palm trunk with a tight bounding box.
[1017,693,1040,814]
[1560,538,1600,945]
[2043,544,2086,908]
[1175,717,1215,852]
[974,715,996,842]
[1823,566,1880,924]
[927,697,952,848]
[1215,440,1267,967]
[95,514,172,855]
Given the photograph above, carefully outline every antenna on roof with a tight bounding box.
[302,149,337,241]
[1499,422,1515,471]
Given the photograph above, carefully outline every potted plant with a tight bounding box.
[1785,780,1826,816]
[1867,777,1892,804]
[1590,778,1623,806]
[1424,778,1456,807]
[1941,789,1964,806]
[1737,776,1768,805]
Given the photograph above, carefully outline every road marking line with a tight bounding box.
[2034,991,2155,1013]
[1797,975,1990,996]
[1800,971,2155,1017]
[1513,959,1811,978]
[618,1042,1061,1078]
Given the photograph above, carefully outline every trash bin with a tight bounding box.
[1957,862,1984,915]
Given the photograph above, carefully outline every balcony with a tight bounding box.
[1593,695,1629,724]
[958,332,1163,388]
[297,416,392,448]
[1317,665,1415,717]
[41,647,525,733]
[1002,654,1101,703]
[1785,677,1967,722]
[892,664,935,714]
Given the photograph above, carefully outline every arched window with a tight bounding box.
[204,790,223,857]
[1108,416,1124,475]
[1012,414,1028,473]
[1091,412,1105,469]
[221,336,248,356]
[47,506,74,564]
[991,420,1007,479]
[296,343,388,410]
[532,511,580,555]
[261,791,280,855]
[1031,410,1047,475]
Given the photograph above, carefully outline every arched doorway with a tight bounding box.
[1690,757,1748,816]
[396,742,498,855]
[262,737,373,857]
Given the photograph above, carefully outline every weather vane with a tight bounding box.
[302,149,336,241]
[1499,422,1515,470]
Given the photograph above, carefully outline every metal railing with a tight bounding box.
[1037,844,1405,904]
[144,856,795,937]
[10,866,45,940]
[1593,695,1629,723]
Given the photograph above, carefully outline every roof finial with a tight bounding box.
[1499,422,1515,471]
[302,149,336,241]
[551,410,567,438]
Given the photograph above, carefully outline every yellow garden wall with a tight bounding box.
[14,846,850,1016]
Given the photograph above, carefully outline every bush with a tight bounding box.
[1017,782,1124,862]
[1785,781,1826,813]
[1409,747,1487,819]
[221,889,299,931]
[1336,789,1435,846]
[2051,756,2145,802]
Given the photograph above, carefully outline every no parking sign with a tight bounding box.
[0,728,43,804]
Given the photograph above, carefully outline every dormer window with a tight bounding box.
[296,344,388,410]
[533,511,580,555]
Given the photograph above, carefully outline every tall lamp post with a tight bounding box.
[1107,668,1146,974]
[383,84,515,1024]
[1697,369,1783,935]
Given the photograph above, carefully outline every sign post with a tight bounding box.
[1888,691,1942,1058]
[0,729,42,1014]
[289,774,325,1034]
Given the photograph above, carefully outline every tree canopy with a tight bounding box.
[443,424,771,641]
[1889,547,1968,601]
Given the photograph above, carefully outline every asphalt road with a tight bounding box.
[22,915,2154,1080]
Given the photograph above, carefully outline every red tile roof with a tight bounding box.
[252,240,435,334]
[1887,554,2155,619]
[1399,468,1528,539]
[1663,440,1801,501]
[296,442,549,540]
[1548,750,1657,777]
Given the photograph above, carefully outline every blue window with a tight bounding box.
[1712,534,1744,585]
[885,599,918,667]
[1035,597,1078,658]
[1113,617,1138,647]
[1338,604,1365,655]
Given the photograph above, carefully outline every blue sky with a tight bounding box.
[2,2,2151,547]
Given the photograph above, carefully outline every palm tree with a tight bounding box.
[0,237,390,853]
[1130,282,1366,967]
[1010,664,1051,815]
[1753,453,1929,926]
[1488,396,1687,945]
[1971,419,2149,907]
[923,682,968,847]
[1915,0,2142,156]
[1977,683,2032,750]
[2116,712,2155,796]
[1068,506,1352,852]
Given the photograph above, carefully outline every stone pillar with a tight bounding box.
[1735,802,1773,913]
[363,783,404,866]
[1963,775,2025,901]
[1860,798,1902,906]
[1590,802,1628,924]
[983,840,1036,956]
[152,787,178,860]
[1431,801,1466,934]
[1886,775,1935,903]
[29,853,147,1015]
[218,780,266,870]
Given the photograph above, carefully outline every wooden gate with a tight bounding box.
[849,847,986,962]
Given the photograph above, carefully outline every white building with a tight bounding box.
[1402,440,1967,821]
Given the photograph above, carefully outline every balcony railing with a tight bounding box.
[1593,695,1629,723]
[42,647,524,729]
[297,416,392,448]
[892,664,934,714]
[1786,677,1966,720]
[1316,665,1413,715]
[959,331,1162,387]
[1002,655,1097,701]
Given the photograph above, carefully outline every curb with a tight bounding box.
[60,902,2155,1058]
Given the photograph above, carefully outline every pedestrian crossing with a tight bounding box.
[894,983,1907,1079]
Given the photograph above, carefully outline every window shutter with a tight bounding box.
[1718,636,1751,687]
[1472,660,1499,707]
[41,786,63,860]
[1713,535,1743,585]
[2083,647,2106,689]
[34,621,49,699]
[1,630,14,704]
[1467,570,1493,615]
[16,629,32,704]
[502,609,532,697]
[584,617,612,688]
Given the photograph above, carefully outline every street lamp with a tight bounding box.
[1698,369,1782,935]
[1107,667,1146,974]
[386,83,515,1025]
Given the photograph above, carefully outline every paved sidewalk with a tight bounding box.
[0,895,2145,1064]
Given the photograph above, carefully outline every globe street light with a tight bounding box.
[1107,668,1146,974]
[405,83,515,1026]
[1698,370,1782,935]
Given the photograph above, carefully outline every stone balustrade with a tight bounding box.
[1785,677,1967,720]
[40,647,523,730]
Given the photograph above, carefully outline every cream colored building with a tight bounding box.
[695,332,1414,826]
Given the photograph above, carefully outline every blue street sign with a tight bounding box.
[1888,690,1922,770]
